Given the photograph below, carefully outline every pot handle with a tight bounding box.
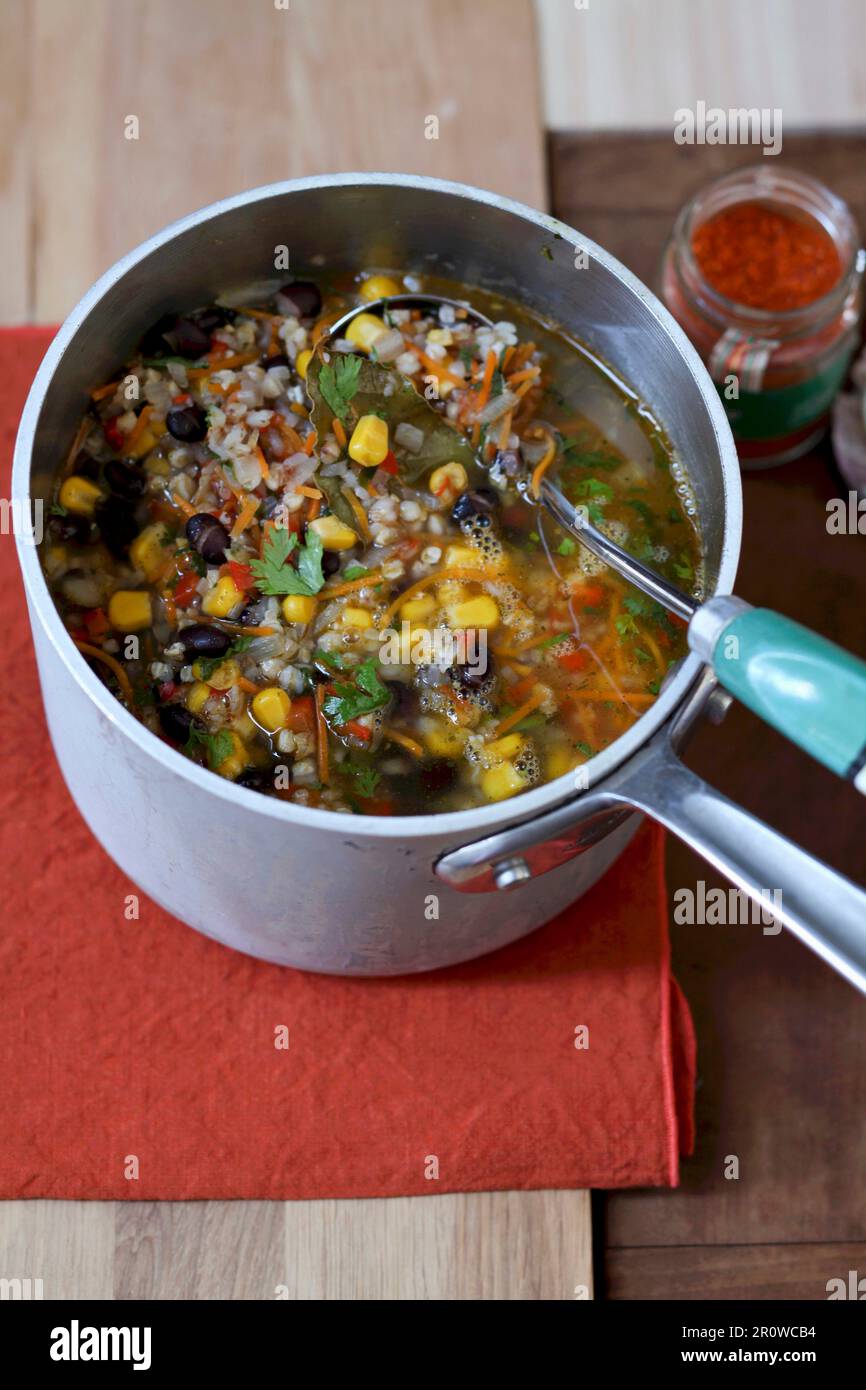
[603,738,866,993]
[435,713,866,994]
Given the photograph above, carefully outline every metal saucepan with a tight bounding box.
[13,175,866,983]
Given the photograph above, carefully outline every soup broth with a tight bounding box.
[41,271,701,815]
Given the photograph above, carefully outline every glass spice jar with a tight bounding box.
[661,167,865,467]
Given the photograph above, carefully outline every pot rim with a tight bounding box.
[13,171,742,842]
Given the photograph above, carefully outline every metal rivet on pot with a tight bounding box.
[493,856,532,890]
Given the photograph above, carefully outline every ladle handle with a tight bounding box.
[691,600,866,795]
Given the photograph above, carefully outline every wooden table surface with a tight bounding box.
[551,131,866,1300]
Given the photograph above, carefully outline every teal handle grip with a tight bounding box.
[712,609,866,784]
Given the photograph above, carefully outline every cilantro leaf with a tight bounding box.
[574,478,614,502]
[185,725,234,770]
[250,527,325,597]
[318,353,363,424]
[556,537,577,557]
[346,762,381,798]
[343,564,371,581]
[323,658,390,726]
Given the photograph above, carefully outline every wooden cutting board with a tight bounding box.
[0,0,593,1302]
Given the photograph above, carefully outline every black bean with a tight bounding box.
[237,768,276,794]
[166,404,207,443]
[50,513,91,544]
[258,494,283,521]
[322,550,341,577]
[179,624,230,659]
[158,703,199,744]
[104,458,146,500]
[261,353,290,370]
[96,498,138,557]
[171,317,213,358]
[72,452,101,481]
[138,313,178,358]
[191,306,236,333]
[277,281,322,319]
[451,487,499,524]
[450,657,494,692]
[186,513,230,565]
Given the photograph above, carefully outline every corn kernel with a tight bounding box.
[429,462,467,499]
[342,606,373,629]
[107,589,151,632]
[215,731,250,781]
[426,327,453,347]
[423,721,468,758]
[348,414,389,468]
[359,274,402,302]
[484,734,524,763]
[59,475,103,518]
[144,452,170,477]
[127,427,157,460]
[444,543,484,569]
[448,595,500,630]
[309,514,358,551]
[480,761,525,802]
[195,658,239,691]
[202,575,244,618]
[345,313,387,353]
[129,524,169,581]
[186,681,212,715]
[295,348,313,380]
[251,686,292,733]
[282,593,317,624]
[547,745,573,780]
[400,594,437,621]
[436,580,470,604]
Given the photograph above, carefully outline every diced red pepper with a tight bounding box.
[572,583,606,608]
[103,419,125,452]
[158,681,176,701]
[220,560,256,592]
[341,719,372,741]
[173,571,200,608]
[287,694,315,733]
[558,648,590,674]
[82,608,109,640]
[379,450,399,476]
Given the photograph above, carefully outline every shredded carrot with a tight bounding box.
[474,349,498,414]
[497,409,514,452]
[230,494,260,538]
[384,727,424,758]
[63,416,93,476]
[237,675,261,695]
[208,620,277,636]
[73,641,134,706]
[171,492,198,519]
[340,485,372,542]
[494,688,546,737]
[529,427,557,497]
[272,417,305,454]
[306,494,322,522]
[381,566,490,625]
[564,688,656,707]
[233,306,283,321]
[513,375,541,401]
[303,430,317,455]
[506,366,541,388]
[187,352,259,379]
[253,445,270,482]
[314,684,329,784]
[403,342,466,389]
[298,485,322,500]
[332,417,347,448]
[125,405,152,451]
[322,569,383,598]
[90,379,122,402]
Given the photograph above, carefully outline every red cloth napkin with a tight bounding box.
[0,327,695,1199]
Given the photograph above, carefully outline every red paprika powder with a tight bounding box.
[661,168,864,466]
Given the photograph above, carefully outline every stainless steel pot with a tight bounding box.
[14,175,866,983]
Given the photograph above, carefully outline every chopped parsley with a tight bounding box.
[538,632,571,649]
[315,648,348,671]
[573,740,593,757]
[556,537,577,557]
[346,762,381,798]
[185,725,234,770]
[250,526,325,597]
[318,353,363,423]
[573,478,614,502]
[324,659,390,726]
[343,564,371,581]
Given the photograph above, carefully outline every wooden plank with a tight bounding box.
[548,132,866,1262]
[114,1202,285,1300]
[0,0,32,322]
[0,1201,115,1299]
[282,1192,593,1301]
[606,1243,866,1301]
[536,0,866,133]
[28,0,546,322]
